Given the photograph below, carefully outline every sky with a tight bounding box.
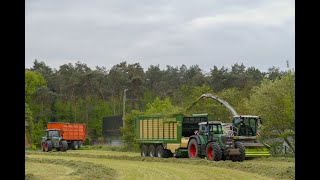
[25,0,295,73]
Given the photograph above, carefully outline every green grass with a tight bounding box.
[25,157,117,180]
[79,145,139,152]
[26,149,294,179]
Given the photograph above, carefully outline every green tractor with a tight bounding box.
[187,93,271,158]
[41,129,68,152]
[188,120,245,162]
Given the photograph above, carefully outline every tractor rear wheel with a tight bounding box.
[61,140,68,152]
[141,144,149,157]
[235,141,245,162]
[206,142,222,161]
[188,138,200,158]
[149,145,156,157]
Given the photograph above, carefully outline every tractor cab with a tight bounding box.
[198,121,234,149]
[45,129,61,139]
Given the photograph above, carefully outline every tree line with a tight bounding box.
[25,60,294,155]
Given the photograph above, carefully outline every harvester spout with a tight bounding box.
[186,93,239,116]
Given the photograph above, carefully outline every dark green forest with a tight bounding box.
[25,60,294,156]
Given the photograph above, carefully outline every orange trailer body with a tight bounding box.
[47,122,86,142]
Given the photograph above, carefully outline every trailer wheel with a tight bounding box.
[71,141,79,150]
[74,141,79,150]
[149,145,156,157]
[141,145,149,157]
[156,145,167,158]
[78,141,82,149]
[61,140,68,152]
[188,138,200,158]
[235,141,245,162]
[44,141,52,152]
[206,142,222,161]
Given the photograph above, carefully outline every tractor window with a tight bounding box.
[209,125,222,134]
[48,131,59,137]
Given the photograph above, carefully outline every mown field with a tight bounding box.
[25,148,294,180]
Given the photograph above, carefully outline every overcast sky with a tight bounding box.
[25,0,294,73]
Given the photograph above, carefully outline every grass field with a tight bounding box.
[25,148,294,180]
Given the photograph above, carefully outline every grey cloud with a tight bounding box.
[26,0,294,72]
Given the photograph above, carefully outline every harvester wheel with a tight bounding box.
[235,141,245,162]
[149,145,156,157]
[206,142,222,161]
[61,140,68,152]
[188,138,200,158]
[141,144,149,157]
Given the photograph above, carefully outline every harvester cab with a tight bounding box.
[41,129,68,152]
[231,115,270,157]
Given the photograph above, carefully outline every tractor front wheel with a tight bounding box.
[188,138,200,158]
[206,142,222,161]
[44,141,52,152]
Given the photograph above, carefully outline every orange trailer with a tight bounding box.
[47,122,86,150]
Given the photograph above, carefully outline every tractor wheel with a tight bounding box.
[221,153,227,161]
[149,145,156,157]
[235,141,245,162]
[44,141,52,152]
[41,142,45,151]
[188,138,200,159]
[141,144,149,157]
[61,140,68,152]
[206,142,222,161]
